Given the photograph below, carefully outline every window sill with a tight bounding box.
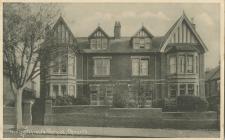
[93,75,111,78]
[132,75,149,77]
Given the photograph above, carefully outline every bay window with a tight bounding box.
[52,56,67,74]
[94,58,110,76]
[131,57,149,76]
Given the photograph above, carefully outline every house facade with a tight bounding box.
[40,12,207,106]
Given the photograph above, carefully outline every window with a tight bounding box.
[94,58,110,76]
[169,85,177,98]
[179,55,185,73]
[53,85,59,96]
[188,84,194,95]
[187,56,193,73]
[90,86,99,101]
[132,57,149,76]
[169,56,176,74]
[140,39,145,48]
[52,56,67,74]
[106,87,113,97]
[133,37,151,49]
[179,84,186,95]
[90,38,108,49]
[69,85,75,96]
[61,85,67,95]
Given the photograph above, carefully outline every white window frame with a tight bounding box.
[93,57,111,76]
[131,56,149,76]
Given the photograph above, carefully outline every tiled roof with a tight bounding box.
[76,36,164,53]
[205,66,220,81]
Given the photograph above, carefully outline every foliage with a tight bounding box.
[113,91,128,108]
[73,95,90,105]
[3,3,60,129]
[177,96,208,112]
[6,100,15,107]
[207,96,219,111]
[152,99,164,108]
[52,96,75,106]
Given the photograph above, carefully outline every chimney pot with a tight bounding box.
[114,21,121,39]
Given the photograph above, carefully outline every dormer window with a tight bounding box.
[132,26,154,49]
[90,38,108,50]
[89,27,109,50]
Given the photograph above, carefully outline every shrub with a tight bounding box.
[52,96,75,106]
[113,92,128,108]
[164,98,177,111]
[177,96,208,112]
[152,99,164,108]
[73,95,90,105]
[207,96,219,111]
[6,100,15,107]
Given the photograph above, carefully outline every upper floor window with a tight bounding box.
[90,38,108,50]
[178,55,185,73]
[132,27,153,49]
[52,56,67,74]
[187,56,193,73]
[168,54,196,74]
[169,85,177,98]
[94,57,110,76]
[169,56,176,74]
[132,57,149,76]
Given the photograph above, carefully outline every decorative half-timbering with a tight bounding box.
[132,26,154,49]
[160,12,208,53]
[168,20,198,44]
[52,16,76,45]
[88,26,109,50]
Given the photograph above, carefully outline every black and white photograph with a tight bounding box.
[2,1,223,138]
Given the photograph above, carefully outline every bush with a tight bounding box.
[6,100,15,107]
[207,96,219,111]
[113,92,128,108]
[73,95,90,105]
[177,96,208,112]
[52,96,75,106]
[152,99,164,108]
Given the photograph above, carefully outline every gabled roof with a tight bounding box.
[206,66,220,81]
[52,16,77,43]
[88,26,110,39]
[132,26,154,38]
[160,12,208,53]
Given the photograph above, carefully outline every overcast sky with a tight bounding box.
[58,3,220,69]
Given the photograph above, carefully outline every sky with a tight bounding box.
[56,3,220,69]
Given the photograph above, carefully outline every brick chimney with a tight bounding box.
[114,21,121,39]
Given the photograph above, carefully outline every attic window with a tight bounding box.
[90,38,108,50]
[133,37,151,49]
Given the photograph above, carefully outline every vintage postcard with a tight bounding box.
[1,0,224,139]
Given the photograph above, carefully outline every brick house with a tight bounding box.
[40,12,207,106]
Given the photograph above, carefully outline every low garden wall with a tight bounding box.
[3,107,16,125]
[44,100,219,129]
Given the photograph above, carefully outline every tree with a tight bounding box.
[3,3,60,130]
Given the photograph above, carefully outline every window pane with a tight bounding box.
[94,59,110,76]
[179,55,185,73]
[188,84,194,95]
[140,59,148,76]
[102,38,107,49]
[140,39,145,48]
[61,85,67,95]
[169,56,176,74]
[132,59,139,75]
[179,84,186,95]
[91,39,96,49]
[97,39,101,49]
[169,85,177,98]
[133,38,139,49]
[187,56,193,73]
[53,85,59,96]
